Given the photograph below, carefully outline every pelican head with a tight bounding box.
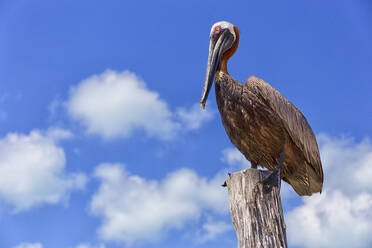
[200,21,239,109]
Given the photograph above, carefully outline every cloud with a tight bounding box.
[66,70,213,140]
[197,219,232,243]
[176,104,214,131]
[317,134,372,195]
[286,134,372,248]
[221,148,251,169]
[0,128,87,212]
[74,243,106,248]
[90,163,228,244]
[13,243,43,248]
[287,191,372,248]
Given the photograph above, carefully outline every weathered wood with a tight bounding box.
[225,168,287,248]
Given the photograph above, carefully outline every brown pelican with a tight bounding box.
[200,21,323,196]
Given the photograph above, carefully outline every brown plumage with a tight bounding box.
[200,21,323,196]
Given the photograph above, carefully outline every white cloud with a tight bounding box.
[176,104,214,130]
[287,191,372,248]
[0,128,87,212]
[90,163,228,244]
[66,70,213,140]
[221,148,251,169]
[317,134,372,195]
[286,134,372,248]
[13,242,43,248]
[197,220,232,243]
[74,243,106,248]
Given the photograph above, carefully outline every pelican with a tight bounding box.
[200,21,323,196]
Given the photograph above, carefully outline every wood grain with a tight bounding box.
[225,168,287,248]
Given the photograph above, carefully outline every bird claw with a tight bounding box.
[259,150,285,189]
[259,168,281,188]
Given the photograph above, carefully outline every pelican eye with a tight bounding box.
[214,25,221,35]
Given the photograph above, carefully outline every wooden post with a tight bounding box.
[225,168,287,248]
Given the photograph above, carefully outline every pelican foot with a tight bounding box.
[251,163,258,169]
[259,151,285,189]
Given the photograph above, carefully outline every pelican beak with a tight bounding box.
[200,30,229,109]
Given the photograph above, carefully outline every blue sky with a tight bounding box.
[1,1,372,248]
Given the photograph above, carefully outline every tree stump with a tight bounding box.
[225,168,287,248]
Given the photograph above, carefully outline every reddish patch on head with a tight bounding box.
[213,25,221,35]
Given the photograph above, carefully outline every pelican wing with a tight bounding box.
[246,75,323,181]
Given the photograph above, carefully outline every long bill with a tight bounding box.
[200,30,228,109]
